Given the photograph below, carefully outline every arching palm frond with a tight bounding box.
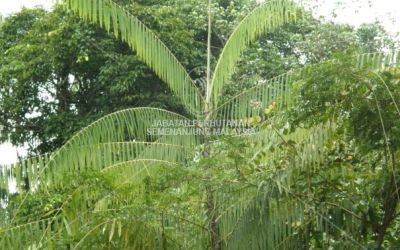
[356,51,400,70]
[64,0,204,116]
[214,51,400,123]
[209,0,300,107]
[4,108,199,193]
[45,142,193,190]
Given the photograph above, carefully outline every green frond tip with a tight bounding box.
[355,50,400,70]
[64,0,204,116]
[0,154,50,197]
[209,0,301,108]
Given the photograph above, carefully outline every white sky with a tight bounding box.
[0,0,54,16]
[0,142,25,165]
[303,0,400,36]
[0,0,399,164]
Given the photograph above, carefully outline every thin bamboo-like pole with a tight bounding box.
[204,0,220,249]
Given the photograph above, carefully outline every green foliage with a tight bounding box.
[1,0,400,249]
[287,52,400,248]
[289,52,400,151]
[357,22,400,53]
[0,7,185,153]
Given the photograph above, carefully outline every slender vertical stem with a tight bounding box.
[203,0,212,155]
[204,1,220,249]
[206,0,212,110]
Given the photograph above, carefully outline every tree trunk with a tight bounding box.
[56,69,71,113]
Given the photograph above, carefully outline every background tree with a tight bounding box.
[0,7,183,153]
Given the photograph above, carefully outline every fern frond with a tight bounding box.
[216,122,336,249]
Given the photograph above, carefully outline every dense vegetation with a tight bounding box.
[0,0,399,249]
